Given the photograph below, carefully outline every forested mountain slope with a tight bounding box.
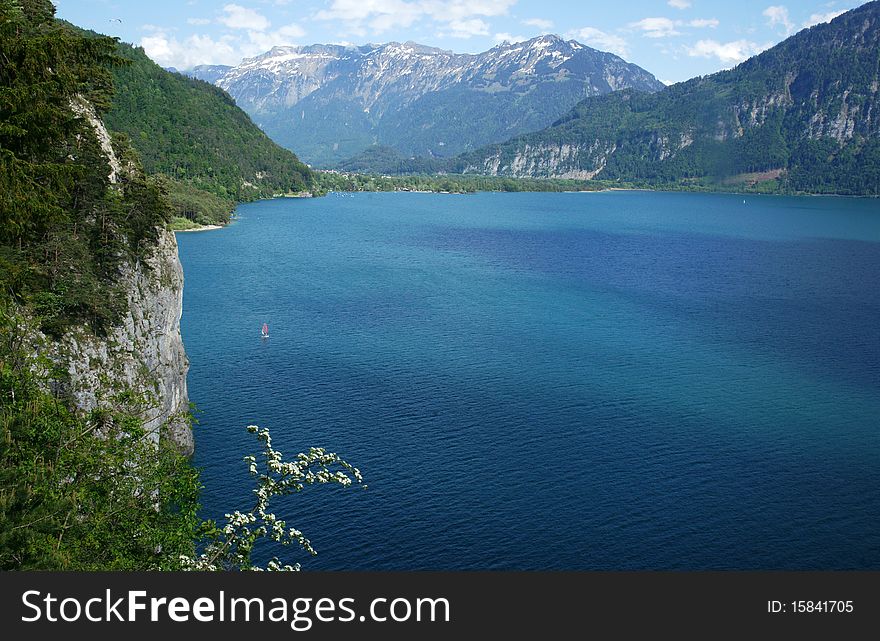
[455,2,880,195]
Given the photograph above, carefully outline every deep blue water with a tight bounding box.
[177,191,880,570]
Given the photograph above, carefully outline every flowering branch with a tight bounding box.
[180,425,365,571]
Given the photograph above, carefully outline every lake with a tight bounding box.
[177,191,880,570]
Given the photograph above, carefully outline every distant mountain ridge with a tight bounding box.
[183,64,232,85]
[452,2,880,194]
[188,35,664,167]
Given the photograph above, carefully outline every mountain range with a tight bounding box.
[452,1,880,194]
[188,36,664,167]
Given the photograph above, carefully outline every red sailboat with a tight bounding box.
[261,322,269,338]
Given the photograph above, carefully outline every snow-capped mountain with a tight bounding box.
[189,35,664,167]
[184,64,232,85]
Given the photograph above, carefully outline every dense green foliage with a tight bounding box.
[163,178,234,227]
[448,2,880,195]
[101,38,314,223]
[315,170,619,194]
[1,295,363,571]
[1,1,172,335]
[0,1,203,570]
[337,146,447,175]
[0,301,201,570]
[786,138,880,194]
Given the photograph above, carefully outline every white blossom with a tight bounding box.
[178,425,365,571]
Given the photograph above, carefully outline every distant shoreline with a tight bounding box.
[174,224,224,233]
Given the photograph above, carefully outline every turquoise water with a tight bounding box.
[178,191,880,570]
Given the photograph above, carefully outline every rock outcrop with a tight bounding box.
[45,98,193,454]
[51,227,192,454]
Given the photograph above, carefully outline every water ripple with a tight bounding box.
[179,192,880,570]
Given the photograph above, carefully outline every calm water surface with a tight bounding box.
[177,191,880,570]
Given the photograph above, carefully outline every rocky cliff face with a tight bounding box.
[189,35,664,166]
[46,99,193,455]
[468,141,616,179]
[51,227,192,454]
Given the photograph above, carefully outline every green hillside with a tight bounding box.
[103,40,314,224]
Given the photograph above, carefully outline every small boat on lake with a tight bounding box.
[261,322,269,338]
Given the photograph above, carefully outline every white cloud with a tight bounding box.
[763,5,794,34]
[423,0,516,22]
[277,23,306,38]
[314,0,424,34]
[315,0,516,38]
[141,5,307,70]
[447,18,490,38]
[668,0,691,8]
[686,38,768,65]
[142,33,242,68]
[315,0,412,23]
[494,32,529,44]
[803,10,845,28]
[565,26,629,58]
[246,23,307,51]
[631,17,681,38]
[628,15,719,39]
[187,18,212,26]
[218,4,271,31]
[523,18,553,31]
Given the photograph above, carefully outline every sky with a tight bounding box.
[54,0,868,83]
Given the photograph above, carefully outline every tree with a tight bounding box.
[182,426,366,571]
[1,302,365,571]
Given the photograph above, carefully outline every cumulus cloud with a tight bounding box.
[630,15,720,39]
[423,0,516,22]
[688,18,719,29]
[447,18,491,38]
[803,10,845,28]
[218,4,271,31]
[494,32,529,44]
[523,18,553,31]
[141,4,306,69]
[630,17,681,38]
[686,38,769,65]
[668,0,691,8]
[142,32,242,68]
[763,5,794,34]
[564,26,629,58]
[315,0,516,38]
[246,23,307,52]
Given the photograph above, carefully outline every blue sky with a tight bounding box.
[55,0,867,83]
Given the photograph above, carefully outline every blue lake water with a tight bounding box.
[177,191,880,570]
